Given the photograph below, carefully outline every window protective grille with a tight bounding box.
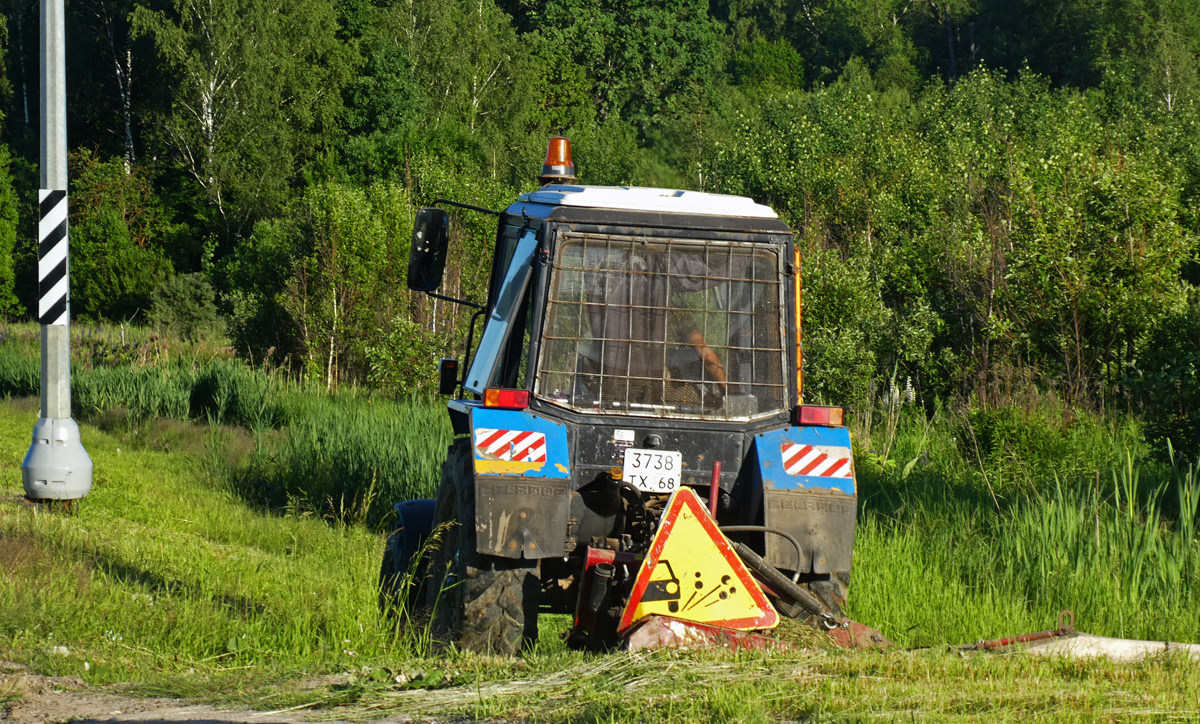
[537,233,787,420]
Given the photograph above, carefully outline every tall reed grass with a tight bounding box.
[225,395,451,526]
[0,337,254,426]
[1,325,452,527]
[850,399,1200,646]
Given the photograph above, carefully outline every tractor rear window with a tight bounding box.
[537,233,787,420]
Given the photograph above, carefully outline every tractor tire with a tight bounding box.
[379,528,427,619]
[425,441,539,655]
[379,499,436,619]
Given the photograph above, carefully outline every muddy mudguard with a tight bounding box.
[426,441,540,655]
[750,426,858,576]
[466,404,572,559]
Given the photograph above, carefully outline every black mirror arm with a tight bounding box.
[417,198,496,309]
[432,198,502,216]
[419,198,498,396]
[425,290,484,311]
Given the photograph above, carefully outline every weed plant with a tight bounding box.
[224,394,451,526]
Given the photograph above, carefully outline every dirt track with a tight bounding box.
[0,664,424,724]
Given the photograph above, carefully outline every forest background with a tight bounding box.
[0,0,1198,455]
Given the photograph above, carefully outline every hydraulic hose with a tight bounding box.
[719,525,805,580]
[730,540,828,618]
[617,481,645,509]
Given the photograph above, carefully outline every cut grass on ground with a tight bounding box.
[3,397,1200,722]
[0,397,409,685]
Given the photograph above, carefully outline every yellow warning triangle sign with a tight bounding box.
[619,487,779,632]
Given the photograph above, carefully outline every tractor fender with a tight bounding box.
[463,403,572,559]
[749,426,858,575]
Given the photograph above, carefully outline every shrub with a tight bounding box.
[365,317,444,396]
[66,151,178,321]
[148,273,222,342]
[1131,289,1200,458]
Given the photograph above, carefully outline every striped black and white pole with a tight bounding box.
[38,189,68,326]
[21,0,92,503]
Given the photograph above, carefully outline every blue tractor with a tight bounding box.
[379,138,858,654]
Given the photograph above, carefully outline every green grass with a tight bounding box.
[0,398,413,683]
[4,325,1200,720]
[4,399,1200,721]
[0,326,453,526]
[220,393,451,527]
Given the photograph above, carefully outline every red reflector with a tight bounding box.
[796,405,844,427]
[484,388,530,409]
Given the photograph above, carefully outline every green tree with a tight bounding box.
[68,0,142,170]
[530,0,724,132]
[1092,0,1200,111]
[222,216,302,366]
[729,38,805,89]
[340,35,426,181]
[229,182,418,388]
[709,62,1198,407]
[0,143,18,317]
[336,0,549,189]
[67,150,177,320]
[1134,288,1200,455]
[712,0,933,87]
[0,13,17,317]
[131,0,355,243]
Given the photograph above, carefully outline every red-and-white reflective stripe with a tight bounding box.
[780,443,851,478]
[475,428,547,462]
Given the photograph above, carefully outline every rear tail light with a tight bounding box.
[483,388,531,409]
[793,405,844,427]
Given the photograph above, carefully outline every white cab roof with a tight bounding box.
[520,185,778,219]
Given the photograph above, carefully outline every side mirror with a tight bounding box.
[408,207,450,292]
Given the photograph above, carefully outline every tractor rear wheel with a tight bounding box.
[425,441,539,655]
[379,499,436,619]
[378,539,402,612]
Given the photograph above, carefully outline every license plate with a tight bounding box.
[622,449,682,493]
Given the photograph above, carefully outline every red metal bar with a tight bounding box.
[960,610,1076,651]
[709,461,722,517]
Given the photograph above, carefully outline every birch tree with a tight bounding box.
[131,0,353,241]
